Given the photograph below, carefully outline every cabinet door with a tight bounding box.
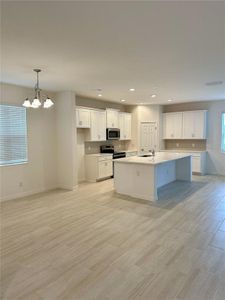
[98,161,106,179]
[98,111,106,141]
[106,110,119,128]
[105,160,113,177]
[193,111,206,138]
[119,113,131,140]
[183,111,206,139]
[89,110,106,141]
[90,110,99,141]
[183,112,195,139]
[76,108,90,128]
[163,113,182,139]
[98,160,112,179]
[124,113,131,139]
[173,113,182,138]
[192,156,201,172]
[119,113,125,139]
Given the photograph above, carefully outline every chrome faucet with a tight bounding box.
[148,149,155,156]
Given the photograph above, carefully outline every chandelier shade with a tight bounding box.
[22,69,54,109]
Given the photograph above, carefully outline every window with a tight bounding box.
[222,113,225,153]
[0,105,28,166]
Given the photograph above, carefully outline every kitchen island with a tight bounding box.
[114,152,192,201]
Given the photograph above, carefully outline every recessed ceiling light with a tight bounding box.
[129,88,135,91]
[121,99,126,102]
[151,94,156,98]
[98,94,102,97]
[168,99,172,102]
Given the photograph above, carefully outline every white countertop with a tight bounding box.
[113,152,191,165]
[160,149,207,153]
[85,153,113,157]
[120,149,137,153]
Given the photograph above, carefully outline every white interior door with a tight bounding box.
[140,122,158,152]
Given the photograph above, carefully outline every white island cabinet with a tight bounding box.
[114,152,192,201]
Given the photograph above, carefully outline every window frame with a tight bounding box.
[221,112,225,153]
[0,104,28,167]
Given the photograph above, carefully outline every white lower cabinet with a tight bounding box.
[160,151,206,175]
[191,153,206,174]
[85,155,113,182]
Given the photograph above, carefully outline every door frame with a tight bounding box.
[139,121,159,152]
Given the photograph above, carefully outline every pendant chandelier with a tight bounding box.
[22,69,54,108]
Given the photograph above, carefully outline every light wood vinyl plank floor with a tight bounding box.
[1,175,225,300]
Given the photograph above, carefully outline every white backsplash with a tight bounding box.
[85,140,130,154]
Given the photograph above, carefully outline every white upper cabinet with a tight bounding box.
[106,109,119,128]
[119,112,131,140]
[163,110,207,139]
[88,110,106,141]
[163,112,183,139]
[76,107,90,128]
[182,111,207,139]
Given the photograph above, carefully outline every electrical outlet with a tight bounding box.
[136,171,140,176]
[88,146,91,151]
[176,143,179,147]
[19,182,23,187]
[192,143,195,148]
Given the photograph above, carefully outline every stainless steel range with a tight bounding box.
[100,145,126,176]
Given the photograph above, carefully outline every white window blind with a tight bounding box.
[0,105,28,166]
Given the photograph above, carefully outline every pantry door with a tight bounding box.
[140,122,158,152]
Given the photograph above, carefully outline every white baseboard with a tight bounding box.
[0,186,58,202]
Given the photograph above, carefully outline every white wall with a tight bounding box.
[206,101,225,176]
[163,100,225,176]
[77,129,86,182]
[127,105,163,151]
[56,91,77,189]
[0,83,57,201]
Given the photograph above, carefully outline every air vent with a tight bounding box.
[205,81,223,86]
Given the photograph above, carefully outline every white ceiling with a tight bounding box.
[1,1,225,105]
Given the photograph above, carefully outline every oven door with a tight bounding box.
[107,128,120,140]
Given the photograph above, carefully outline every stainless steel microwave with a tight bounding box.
[106,128,120,140]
